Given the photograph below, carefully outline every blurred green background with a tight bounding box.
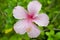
[0,0,60,40]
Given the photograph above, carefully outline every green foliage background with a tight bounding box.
[0,0,60,40]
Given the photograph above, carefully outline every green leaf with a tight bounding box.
[9,34,22,40]
[47,37,54,40]
[55,32,60,40]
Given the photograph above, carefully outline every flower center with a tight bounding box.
[27,13,35,20]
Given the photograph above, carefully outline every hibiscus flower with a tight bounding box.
[13,1,49,38]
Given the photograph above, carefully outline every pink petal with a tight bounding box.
[14,20,29,34]
[13,6,27,19]
[27,1,42,14]
[27,24,40,38]
[33,13,49,26]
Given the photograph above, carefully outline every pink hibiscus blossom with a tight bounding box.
[13,1,49,38]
